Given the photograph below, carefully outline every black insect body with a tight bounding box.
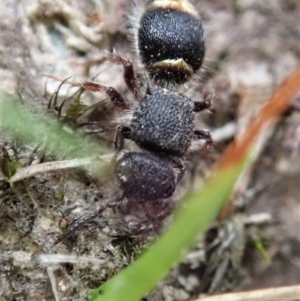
[76,55,212,176]
[115,152,177,201]
[135,0,205,85]
[128,86,195,157]
[54,57,211,244]
[54,0,212,243]
[54,152,181,244]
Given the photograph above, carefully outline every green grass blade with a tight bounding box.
[0,93,108,160]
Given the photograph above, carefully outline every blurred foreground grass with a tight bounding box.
[0,94,108,160]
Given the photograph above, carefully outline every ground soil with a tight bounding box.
[0,1,299,301]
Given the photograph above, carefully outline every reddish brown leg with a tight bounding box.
[194,92,213,112]
[81,81,129,110]
[85,53,141,99]
[109,54,141,99]
[112,126,132,163]
[193,129,213,149]
[114,125,132,152]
